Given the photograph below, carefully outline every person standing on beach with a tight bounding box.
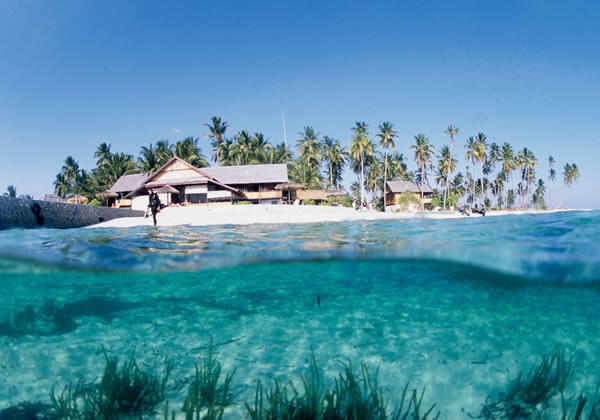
[147,189,161,226]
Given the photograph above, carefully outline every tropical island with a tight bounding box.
[5,118,581,226]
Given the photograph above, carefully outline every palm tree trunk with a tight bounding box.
[360,154,365,205]
[480,165,484,207]
[421,165,425,210]
[329,160,333,191]
[443,147,454,212]
[383,150,388,212]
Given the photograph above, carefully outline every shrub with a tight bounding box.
[88,198,102,206]
[395,192,420,211]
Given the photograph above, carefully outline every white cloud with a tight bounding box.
[172,128,182,134]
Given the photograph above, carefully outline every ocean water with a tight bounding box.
[0,211,599,418]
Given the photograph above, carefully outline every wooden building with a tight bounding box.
[108,158,290,210]
[385,181,433,208]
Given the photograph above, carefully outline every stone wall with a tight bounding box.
[0,196,144,229]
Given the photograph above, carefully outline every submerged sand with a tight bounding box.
[89,205,581,228]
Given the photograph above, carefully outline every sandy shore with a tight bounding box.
[89,205,582,228]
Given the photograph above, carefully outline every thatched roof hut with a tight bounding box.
[66,195,89,204]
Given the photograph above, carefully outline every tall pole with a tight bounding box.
[282,113,288,163]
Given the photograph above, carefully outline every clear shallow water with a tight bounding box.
[0,210,599,418]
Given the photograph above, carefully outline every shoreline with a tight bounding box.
[88,205,587,228]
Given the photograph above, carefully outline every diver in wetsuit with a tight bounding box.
[148,189,161,226]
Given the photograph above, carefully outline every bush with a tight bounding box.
[234,201,252,205]
[395,192,420,211]
[302,199,316,205]
[88,198,102,206]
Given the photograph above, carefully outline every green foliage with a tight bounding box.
[234,200,252,205]
[245,352,439,420]
[479,346,574,419]
[395,192,420,210]
[88,198,102,206]
[50,346,173,419]
[303,199,316,205]
[183,338,236,416]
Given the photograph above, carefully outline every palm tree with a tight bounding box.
[563,163,580,186]
[296,126,321,186]
[464,137,478,209]
[348,122,373,205]
[138,144,159,174]
[94,143,112,167]
[437,145,457,205]
[548,155,556,208]
[500,143,514,209]
[488,142,501,206]
[102,153,137,186]
[321,136,347,190]
[474,133,488,206]
[375,122,398,211]
[251,132,270,163]
[231,130,254,165]
[204,117,230,165]
[532,179,546,207]
[442,125,460,211]
[387,152,409,181]
[155,140,174,167]
[53,172,70,198]
[174,137,208,167]
[410,134,435,208]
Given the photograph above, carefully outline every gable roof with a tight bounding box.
[386,180,433,194]
[109,173,150,193]
[201,164,289,185]
[124,157,241,197]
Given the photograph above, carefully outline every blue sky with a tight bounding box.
[1,0,598,208]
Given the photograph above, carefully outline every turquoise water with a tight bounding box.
[0,211,599,418]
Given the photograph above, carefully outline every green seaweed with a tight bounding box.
[478,346,575,419]
[50,346,173,419]
[245,352,439,420]
[182,337,236,418]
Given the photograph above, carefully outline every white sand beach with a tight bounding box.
[90,205,581,228]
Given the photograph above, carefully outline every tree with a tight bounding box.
[321,136,347,190]
[375,122,398,212]
[436,145,457,206]
[296,126,321,186]
[532,179,546,208]
[442,125,460,211]
[231,130,254,165]
[174,137,208,167]
[410,134,435,208]
[94,143,112,168]
[251,132,270,164]
[464,137,478,209]
[101,153,137,187]
[155,140,174,167]
[138,144,160,174]
[204,117,230,165]
[4,185,16,197]
[548,155,556,208]
[563,163,580,186]
[474,133,488,206]
[349,122,373,205]
[500,143,514,210]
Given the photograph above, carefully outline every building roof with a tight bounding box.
[38,193,64,202]
[202,164,289,185]
[109,173,149,193]
[386,180,433,194]
[146,177,208,188]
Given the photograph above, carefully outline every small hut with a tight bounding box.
[296,189,329,205]
[96,191,118,207]
[65,194,89,205]
[153,185,179,205]
[275,182,304,203]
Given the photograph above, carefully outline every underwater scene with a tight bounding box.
[0,211,599,419]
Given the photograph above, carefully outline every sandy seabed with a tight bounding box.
[90,204,581,228]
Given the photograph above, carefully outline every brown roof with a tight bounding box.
[202,164,288,185]
[386,181,433,194]
[146,177,208,187]
[109,173,149,193]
